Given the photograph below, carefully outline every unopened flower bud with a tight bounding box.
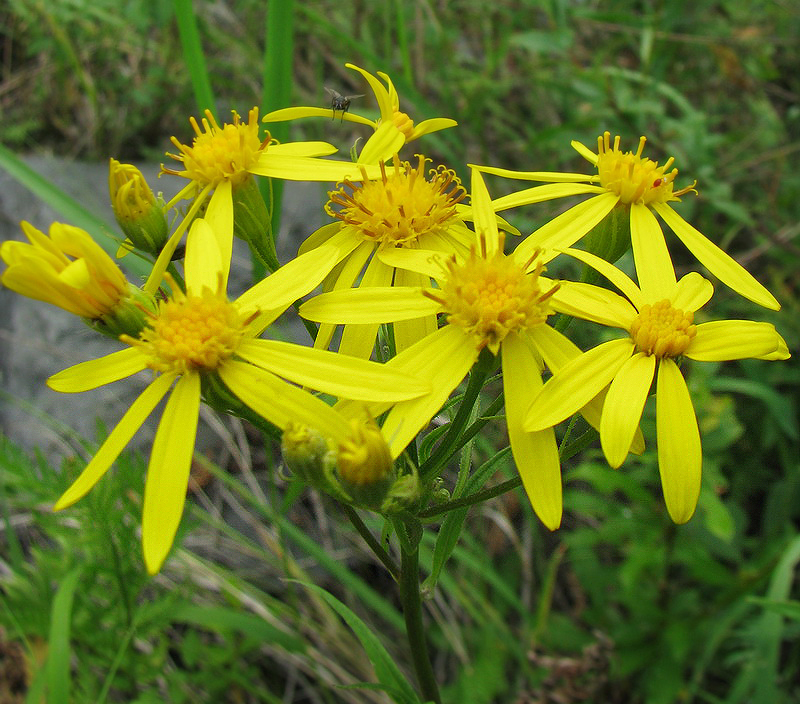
[281,424,337,488]
[336,418,395,509]
[109,159,168,256]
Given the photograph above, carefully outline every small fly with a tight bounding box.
[324,87,364,121]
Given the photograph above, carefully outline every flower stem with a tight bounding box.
[340,503,399,581]
[399,534,441,704]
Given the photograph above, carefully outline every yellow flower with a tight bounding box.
[301,154,478,358]
[524,245,789,524]
[48,216,429,574]
[301,170,627,530]
[108,159,169,256]
[0,221,156,337]
[263,63,457,148]
[472,131,780,310]
[150,108,381,294]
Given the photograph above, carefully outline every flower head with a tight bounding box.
[109,159,169,256]
[525,246,789,523]
[302,155,474,357]
[301,169,608,529]
[48,216,429,574]
[472,131,780,310]
[262,63,457,153]
[1,221,155,337]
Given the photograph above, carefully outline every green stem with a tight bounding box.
[399,540,441,704]
[420,348,496,479]
[420,473,520,519]
[340,504,399,581]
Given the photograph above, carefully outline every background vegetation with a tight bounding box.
[1,1,798,702]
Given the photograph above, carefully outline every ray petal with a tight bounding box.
[687,321,787,361]
[630,203,675,300]
[656,358,701,523]
[47,348,148,393]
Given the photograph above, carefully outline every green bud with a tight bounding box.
[232,176,280,272]
[109,159,169,256]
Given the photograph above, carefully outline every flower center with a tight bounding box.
[428,239,557,354]
[595,131,696,206]
[162,108,268,188]
[630,300,696,357]
[126,285,245,374]
[389,110,415,140]
[326,155,466,247]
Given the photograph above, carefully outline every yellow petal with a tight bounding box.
[346,63,393,118]
[557,248,645,309]
[236,339,429,402]
[600,353,656,468]
[672,272,713,312]
[267,140,339,157]
[549,279,637,329]
[687,321,788,361]
[53,373,175,510]
[525,338,634,431]
[358,122,405,164]
[492,183,605,212]
[298,222,344,255]
[262,106,375,128]
[218,360,351,443]
[408,117,458,140]
[377,247,449,280]
[301,286,437,324]
[503,333,562,529]
[185,218,222,296]
[204,181,233,289]
[393,268,438,352]
[47,348,148,393]
[248,155,382,182]
[337,253,393,358]
[653,202,780,310]
[142,373,201,574]
[470,169,500,255]
[655,358,701,524]
[630,203,675,300]
[570,140,599,165]
[515,193,619,264]
[468,163,594,183]
[235,241,355,315]
[379,326,476,457]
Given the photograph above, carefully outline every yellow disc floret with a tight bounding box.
[630,300,697,358]
[326,155,466,247]
[429,237,558,354]
[126,282,244,375]
[388,111,415,141]
[595,131,697,206]
[162,108,268,188]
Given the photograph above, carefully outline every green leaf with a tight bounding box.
[46,567,83,704]
[299,582,421,704]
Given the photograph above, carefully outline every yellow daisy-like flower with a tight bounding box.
[473,131,780,310]
[301,154,478,358]
[48,216,429,575]
[524,245,789,524]
[1,221,128,319]
[301,170,631,530]
[263,63,457,149]
[151,107,381,293]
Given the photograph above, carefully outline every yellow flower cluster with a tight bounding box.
[0,63,789,574]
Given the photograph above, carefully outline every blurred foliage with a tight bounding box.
[1,0,799,702]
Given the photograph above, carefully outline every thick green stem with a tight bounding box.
[399,541,441,704]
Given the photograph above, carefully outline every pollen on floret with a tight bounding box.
[325,155,466,247]
[161,108,268,188]
[427,235,558,354]
[124,282,245,375]
[630,299,697,358]
[594,131,697,206]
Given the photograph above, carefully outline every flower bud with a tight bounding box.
[109,159,169,256]
[336,418,395,509]
[281,424,337,488]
